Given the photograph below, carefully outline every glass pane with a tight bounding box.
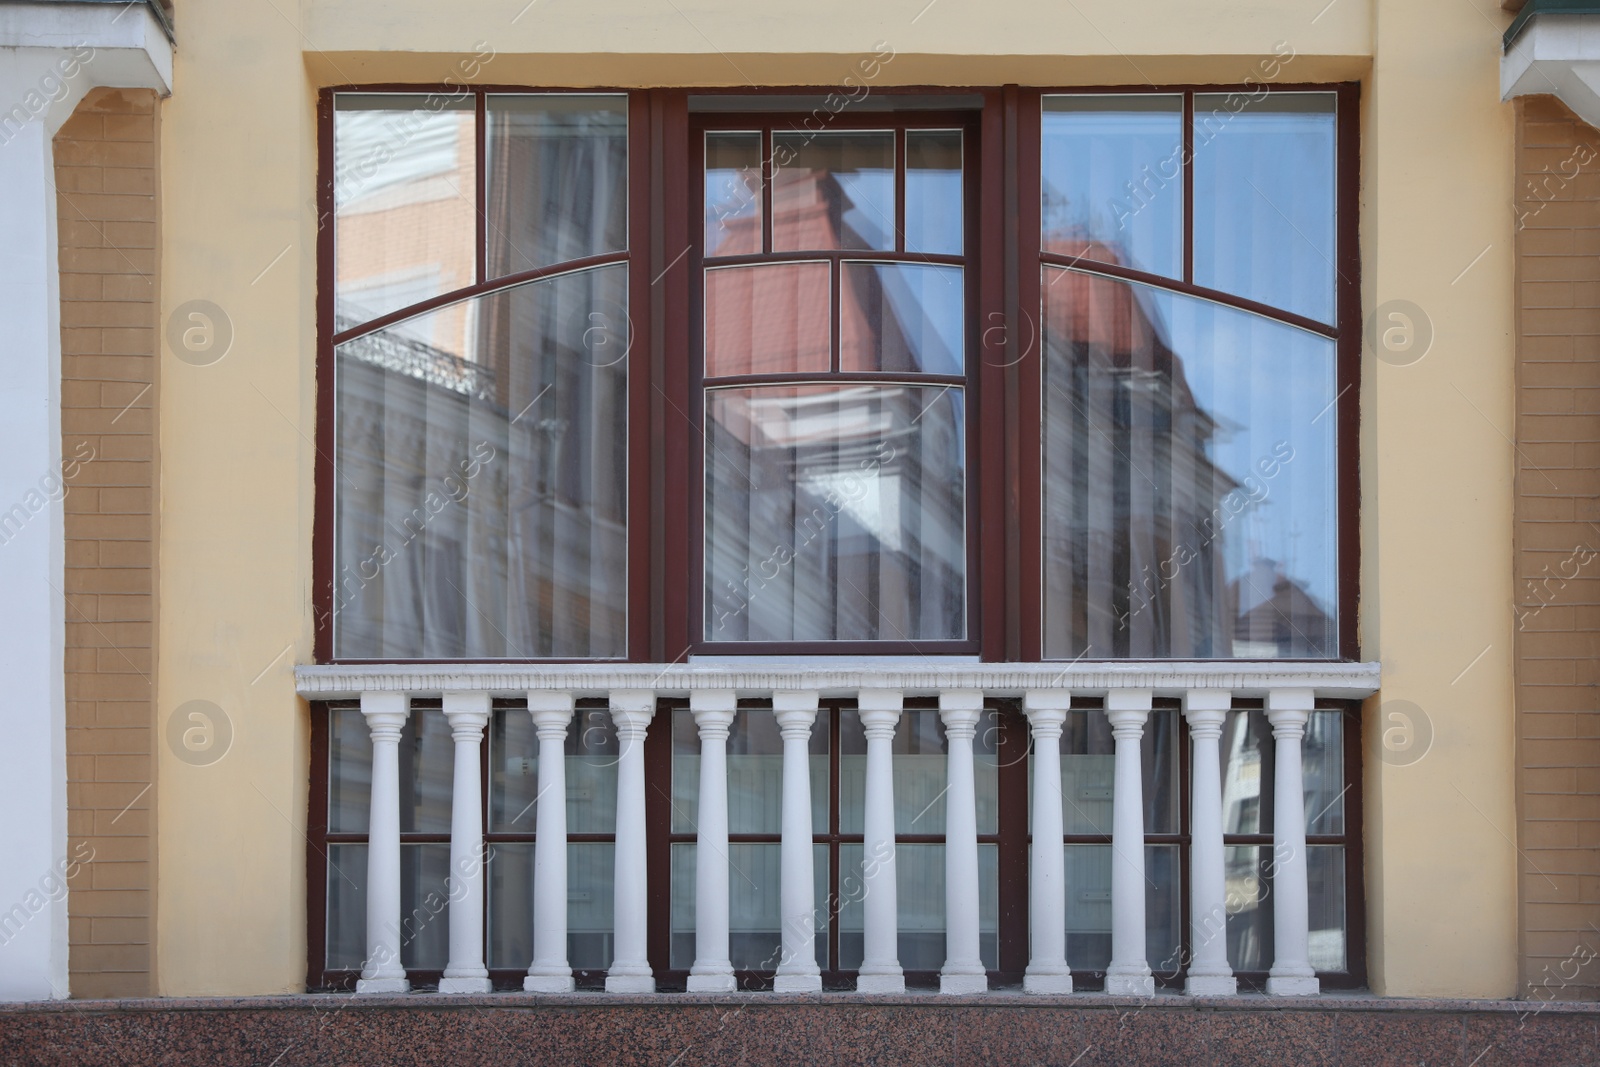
[492,705,621,835]
[399,709,453,834]
[772,131,894,251]
[1041,269,1337,659]
[334,95,476,329]
[840,262,964,375]
[905,130,962,256]
[325,842,367,970]
[1062,843,1179,974]
[329,707,372,833]
[705,132,764,257]
[1039,708,1177,835]
[705,385,966,643]
[1194,93,1336,324]
[840,708,998,835]
[670,843,830,972]
[1305,709,1345,836]
[704,262,830,377]
[399,842,451,969]
[486,95,627,279]
[333,265,628,659]
[1224,844,1271,971]
[1041,95,1183,280]
[671,708,828,835]
[488,841,616,970]
[837,843,999,971]
[1308,845,1346,972]
[1220,709,1269,836]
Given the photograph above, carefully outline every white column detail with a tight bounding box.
[606,689,656,993]
[524,691,576,993]
[1182,689,1236,996]
[438,692,492,993]
[1022,690,1072,994]
[1105,689,1154,997]
[856,688,904,993]
[938,689,987,994]
[1266,688,1319,996]
[773,690,822,993]
[687,690,738,992]
[358,691,410,993]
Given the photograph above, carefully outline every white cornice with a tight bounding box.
[1504,13,1600,129]
[295,659,1382,700]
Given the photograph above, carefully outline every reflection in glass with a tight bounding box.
[488,841,616,970]
[1222,844,1346,973]
[1307,845,1346,971]
[334,265,628,659]
[398,842,451,968]
[772,131,894,251]
[1194,93,1336,324]
[490,705,619,834]
[335,94,476,328]
[671,708,829,834]
[705,132,764,257]
[399,709,454,834]
[704,385,966,643]
[838,843,998,971]
[839,262,964,375]
[905,130,963,255]
[326,842,367,969]
[1041,268,1337,659]
[1062,844,1180,972]
[1041,95,1183,279]
[670,843,829,971]
[329,707,372,833]
[485,95,627,279]
[704,262,830,377]
[1031,708,1177,835]
[839,709,998,836]
[1220,708,1344,836]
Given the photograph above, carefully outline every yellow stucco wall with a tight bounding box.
[154,0,1519,996]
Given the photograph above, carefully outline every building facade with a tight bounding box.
[3,0,1600,1059]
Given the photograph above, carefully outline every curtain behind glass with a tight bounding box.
[1041,268,1337,659]
[334,265,627,658]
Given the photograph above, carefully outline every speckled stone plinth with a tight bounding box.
[3,990,1598,1066]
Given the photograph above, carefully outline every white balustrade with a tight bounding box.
[939,689,987,994]
[773,690,822,993]
[607,689,656,993]
[1022,690,1072,993]
[687,691,738,992]
[856,688,905,994]
[295,662,1379,1000]
[1104,689,1154,997]
[1266,688,1319,997]
[524,691,575,993]
[440,692,493,994]
[356,691,409,994]
[1182,689,1236,997]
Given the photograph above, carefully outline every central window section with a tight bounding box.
[697,120,971,648]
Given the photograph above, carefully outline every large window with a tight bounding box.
[316,85,1356,664]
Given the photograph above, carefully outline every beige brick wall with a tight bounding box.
[1514,95,1600,1002]
[54,87,159,999]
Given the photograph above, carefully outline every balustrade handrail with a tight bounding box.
[295,658,1381,700]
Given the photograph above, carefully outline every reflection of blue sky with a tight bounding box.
[856,263,964,375]
[834,169,895,250]
[1193,97,1336,324]
[1132,283,1337,615]
[1041,99,1183,278]
[906,166,962,254]
[705,165,760,256]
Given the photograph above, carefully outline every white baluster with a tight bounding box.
[687,691,737,992]
[856,688,904,993]
[1022,691,1072,994]
[773,690,822,993]
[939,689,987,994]
[1182,689,1236,996]
[1266,688,1319,996]
[524,691,575,993]
[606,690,656,993]
[439,692,492,993]
[357,691,410,994]
[1105,689,1154,997]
